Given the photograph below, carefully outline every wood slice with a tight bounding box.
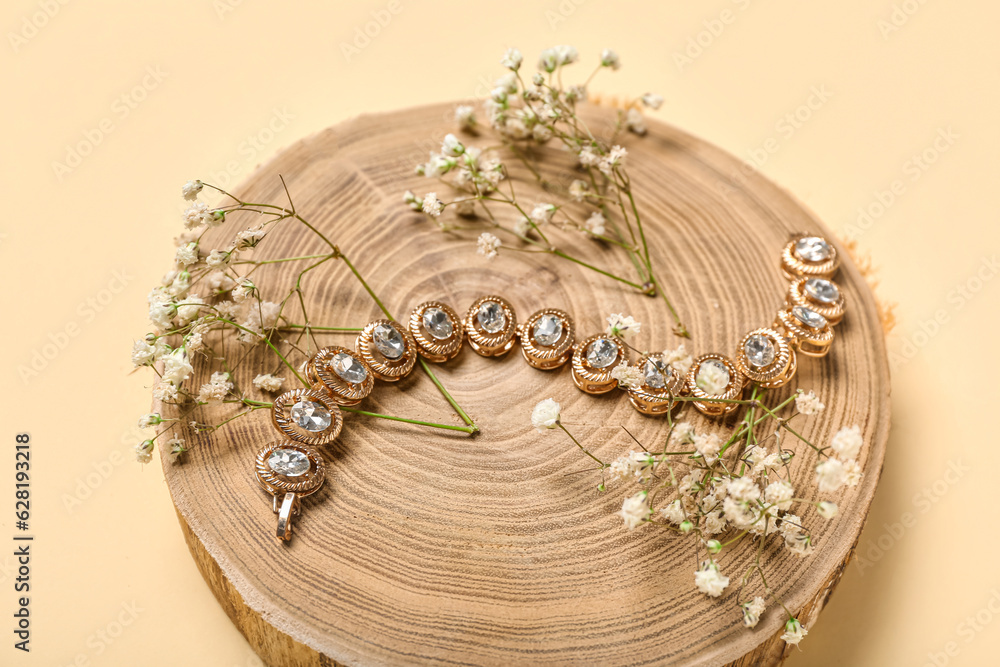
[159,102,890,666]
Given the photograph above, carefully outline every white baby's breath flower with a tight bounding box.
[501,47,523,71]
[513,218,532,237]
[183,201,210,229]
[742,597,766,628]
[422,192,443,218]
[206,249,231,269]
[196,371,233,405]
[599,145,627,176]
[167,436,188,463]
[175,294,204,326]
[663,344,694,375]
[531,398,561,431]
[600,48,621,70]
[831,425,863,460]
[252,373,284,393]
[181,180,203,200]
[131,339,156,367]
[843,458,863,487]
[175,242,199,268]
[786,533,814,557]
[568,179,590,202]
[781,618,808,646]
[695,559,729,597]
[530,203,556,225]
[453,198,476,217]
[441,133,465,156]
[583,211,606,236]
[235,226,266,249]
[704,510,727,535]
[817,501,838,520]
[606,313,640,339]
[815,458,847,493]
[728,475,761,502]
[625,108,646,135]
[693,432,723,464]
[764,480,794,511]
[610,362,643,390]
[555,45,578,66]
[641,93,664,110]
[779,513,803,537]
[661,499,686,525]
[578,145,600,167]
[696,360,729,395]
[795,390,825,415]
[135,440,154,464]
[137,413,161,428]
[619,491,650,530]
[454,105,476,130]
[476,232,501,260]
[670,421,695,445]
[152,381,179,402]
[161,348,194,385]
[231,279,255,303]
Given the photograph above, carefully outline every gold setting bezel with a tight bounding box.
[271,388,343,446]
[408,301,464,363]
[518,308,575,370]
[464,295,518,357]
[775,307,834,358]
[571,334,628,394]
[254,441,326,498]
[355,319,418,382]
[780,235,840,280]
[627,354,687,415]
[684,353,745,417]
[787,277,845,325]
[312,346,375,406]
[734,328,797,389]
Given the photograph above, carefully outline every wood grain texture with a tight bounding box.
[159,102,890,666]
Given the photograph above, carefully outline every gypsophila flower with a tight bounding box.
[442,133,465,156]
[137,413,161,429]
[167,436,188,462]
[182,180,203,200]
[641,93,664,110]
[742,597,767,628]
[568,179,590,202]
[663,344,694,375]
[728,475,761,502]
[670,421,695,445]
[704,510,727,535]
[235,226,266,249]
[610,362,644,390]
[781,618,808,646]
[175,242,199,267]
[422,192,443,218]
[131,339,156,367]
[695,559,730,597]
[831,425,863,460]
[619,491,651,530]
[196,371,233,405]
[152,381,179,402]
[764,480,794,511]
[161,348,194,386]
[583,211,606,236]
[453,198,476,217]
[578,145,600,167]
[513,218,532,237]
[815,458,847,493]
[706,539,722,554]
[661,499,686,525]
[175,295,204,326]
[531,398,561,431]
[625,108,646,135]
[606,313,641,339]
[183,201,210,229]
[843,459,863,487]
[501,47,523,71]
[454,105,476,129]
[206,249,231,269]
[795,390,825,416]
[817,501,838,520]
[599,145,627,176]
[231,279,256,303]
[779,514,803,537]
[252,373,284,393]
[696,360,729,395]
[530,203,556,225]
[135,440,154,464]
[476,232,501,260]
[608,451,654,483]
[693,432,723,464]
[600,48,621,70]
[555,45,578,66]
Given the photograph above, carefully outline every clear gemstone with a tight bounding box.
[792,305,828,329]
[744,334,776,368]
[331,352,368,383]
[794,236,832,262]
[532,315,563,346]
[696,359,730,394]
[290,399,332,432]
[477,301,507,333]
[372,323,405,360]
[586,338,618,369]
[268,448,310,477]
[422,307,453,340]
[804,278,840,304]
[642,357,671,389]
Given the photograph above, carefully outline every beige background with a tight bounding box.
[1,0,996,665]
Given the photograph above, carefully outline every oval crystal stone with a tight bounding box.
[477,301,507,333]
[696,359,730,395]
[804,278,840,304]
[268,448,310,477]
[331,352,368,384]
[422,307,454,340]
[744,335,776,368]
[642,357,671,389]
[794,236,832,262]
[532,314,563,346]
[792,305,828,329]
[372,323,405,360]
[290,399,332,432]
[586,338,618,369]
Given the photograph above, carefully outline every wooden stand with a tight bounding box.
[160,102,890,666]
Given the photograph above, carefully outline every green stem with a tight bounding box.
[417,358,477,430]
[341,406,476,434]
[559,423,605,467]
